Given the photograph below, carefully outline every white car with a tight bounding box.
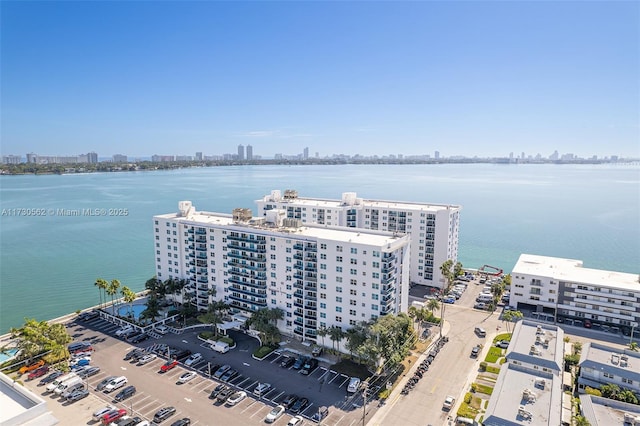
[265,405,285,423]
[115,326,133,337]
[104,376,127,393]
[347,377,361,393]
[288,416,304,426]
[443,395,455,410]
[253,382,272,396]
[154,325,169,335]
[137,353,156,365]
[92,404,116,421]
[226,390,247,406]
[177,371,197,384]
[184,353,202,367]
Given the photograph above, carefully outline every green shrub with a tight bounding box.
[485,347,503,363]
[199,331,214,340]
[253,345,275,358]
[585,387,602,396]
[486,365,501,374]
[379,389,391,399]
[219,336,234,345]
[475,383,494,395]
[470,383,478,393]
[479,362,487,372]
[464,392,472,403]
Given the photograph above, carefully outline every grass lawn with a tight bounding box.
[493,333,512,343]
[486,365,501,374]
[484,347,503,363]
[473,383,494,395]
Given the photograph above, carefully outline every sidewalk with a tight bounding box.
[367,320,452,426]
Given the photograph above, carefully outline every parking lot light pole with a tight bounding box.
[362,381,369,426]
[631,322,638,347]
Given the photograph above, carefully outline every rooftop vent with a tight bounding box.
[522,388,537,403]
[518,406,533,420]
[283,189,298,199]
[612,353,620,365]
[232,208,253,223]
[536,325,543,335]
[534,378,546,389]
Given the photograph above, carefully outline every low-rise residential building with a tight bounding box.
[154,201,410,346]
[510,254,640,332]
[483,320,565,426]
[255,190,461,288]
[577,341,640,396]
[579,394,640,426]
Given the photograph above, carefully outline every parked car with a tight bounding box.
[115,326,134,337]
[137,354,157,365]
[78,310,100,321]
[169,419,190,426]
[38,370,63,386]
[495,340,510,349]
[19,359,45,374]
[77,366,101,378]
[209,384,227,399]
[172,349,192,361]
[282,394,299,409]
[290,397,310,413]
[28,366,50,380]
[66,387,90,402]
[300,358,318,375]
[101,409,127,425]
[220,369,238,382]
[68,341,92,352]
[104,376,128,393]
[288,415,304,426]
[443,395,456,411]
[177,371,197,384]
[470,345,480,358]
[115,385,137,401]
[292,356,308,370]
[160,360,179,373]
[280,357,295,368]
[474,302,487,310]
[216,387,235,403]
[311,406,329,423]
[254,382,272,396]
[226,391,247,406]
[92,405,116,421]
[584,319,592,328]
[124,348,145,361]
[213,364,231,378]
[184,353,202,367]
[61,382,86,399]
[154,325,169,335]
[443,296,456,304]
[130,333,149,343]
[153,406,176,423]
[474,327,486,337]
[347,377,361,393]
[265,405,285,423]
[311,346,323,357]
[97,376,117,391]
[125,332,144,342]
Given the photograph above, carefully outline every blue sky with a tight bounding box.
[1,1,638,159]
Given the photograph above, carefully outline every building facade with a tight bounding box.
[255,190,460,288]
[237,144,245,160]
[154,202,410,344]
[577,342,640,396]
[510,254,640,331]
[246,145,253,161]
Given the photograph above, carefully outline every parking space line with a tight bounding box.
[337,375,350,387]
[317,367,329,381]
[236,377,252,388]
[327,371,340,384]
[269,390,284,402]
[244,379,258,391]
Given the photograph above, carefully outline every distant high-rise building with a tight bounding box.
[303,147,309,160]
[112,154,128,163]
[237,144,245,160]
[549,150,559,161]
[246,145,253,160]
[87,152,98,164]
[2,155,21,164]
[434,151,440,160]
[195,152,203,161]
[26,153,37,163]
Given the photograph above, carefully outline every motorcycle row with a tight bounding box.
[401,335,449,395]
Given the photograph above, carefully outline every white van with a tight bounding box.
[55,376,82,395]
[211,341,230,353]
[46,372,77,393]
[104,376,128,393]
[476,294,493,303]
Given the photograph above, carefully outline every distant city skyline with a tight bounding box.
[1,2,638,158]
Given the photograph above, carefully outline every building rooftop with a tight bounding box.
[512,254,639,291]
[0,372,58,425]
[580,394,640,426]
[483,363,563,426]
[155,204,410,248]
[579,342,640,383]
[506,320,564,372]
[257,190,461,211]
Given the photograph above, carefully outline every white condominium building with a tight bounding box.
[510,254,640,332]
[153,202,410,343]
[255,190,461,288]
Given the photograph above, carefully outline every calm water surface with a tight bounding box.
[1,163,638,331]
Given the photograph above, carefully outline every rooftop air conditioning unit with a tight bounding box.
[534,378,546,389]
[624,413,634,423]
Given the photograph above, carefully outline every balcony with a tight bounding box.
[227,250,266,262]
[197,277,208,284]
[227,259,266,271]
[305,274,317,282]
[195,229,207,235]
[293,272,304,280]
[228,276,267,289]
[304,244,317,252]
[293,243,304,250]
[197,290,209,298]
[227,242,266,253]
[197,284,209,291]
[383,253,396,261]
[294,290,304,299]
[293,253,303,260]
[196,244,207,251]
[228,233,266,243]
[196,254,207,260]
[230,284,267,298]
[195,236,207,243]
[228,293,267,307]
[187,228,194,234]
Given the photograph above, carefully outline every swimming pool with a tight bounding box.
[0,348,19,363]
[117,304,146,321]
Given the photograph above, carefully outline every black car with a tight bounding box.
[78,310,100,321]
[116,417,141,426]
[125,332,143,342]
[124,348,144,361]
[214,364,231,378]
[209,384,227,399]
[66,388,90,402]
[130,333,149,343]
[96,376,117,391]
[114,385,137,401]
[282,394,299,409]
[173,349,192,362]
[280,357,295,368]
[216,387,235,403]
[291,397,310,413]
[78,366,101,378]
[292,356,308,370]
[38,370,63,386]
[153,406,176,423]
[300,358,318,375]
[170,419,191,426]
[220,368,238,382]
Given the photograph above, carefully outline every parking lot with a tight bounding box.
[22,314,377,426]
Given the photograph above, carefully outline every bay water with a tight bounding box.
[1,163,638,332]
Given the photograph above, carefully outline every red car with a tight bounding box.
[101,409,127,425]
[27,366,50,380]
[160,359,178,373]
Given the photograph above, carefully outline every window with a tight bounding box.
[320,313,326,318]
[372,294,379,300]
[336,266,343,273]
[336,307,342,312]
[335,316,342,322]
[336,297,342,303]
[350,309,356,316]
[336,287,342,293]
[350,258,357,265]
[622,378,633,385]
[350,289,357,295]
[336,256,343,262]
[320,303,326,309]
[350,269,357,275]
[336,246,343,252]
[351,248,357,254]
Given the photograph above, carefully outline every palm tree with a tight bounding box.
[317,325,328,349]
[328,326,345,353]
[140,296,161,322]
[106,279,121,313]
[440,259,454,292]
[427,298,440,316]
[94,278,108,309]
[121,286,137,318]
[502,310,524,333]
[407,306,418,330]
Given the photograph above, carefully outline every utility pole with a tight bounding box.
[362,381,369,426]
